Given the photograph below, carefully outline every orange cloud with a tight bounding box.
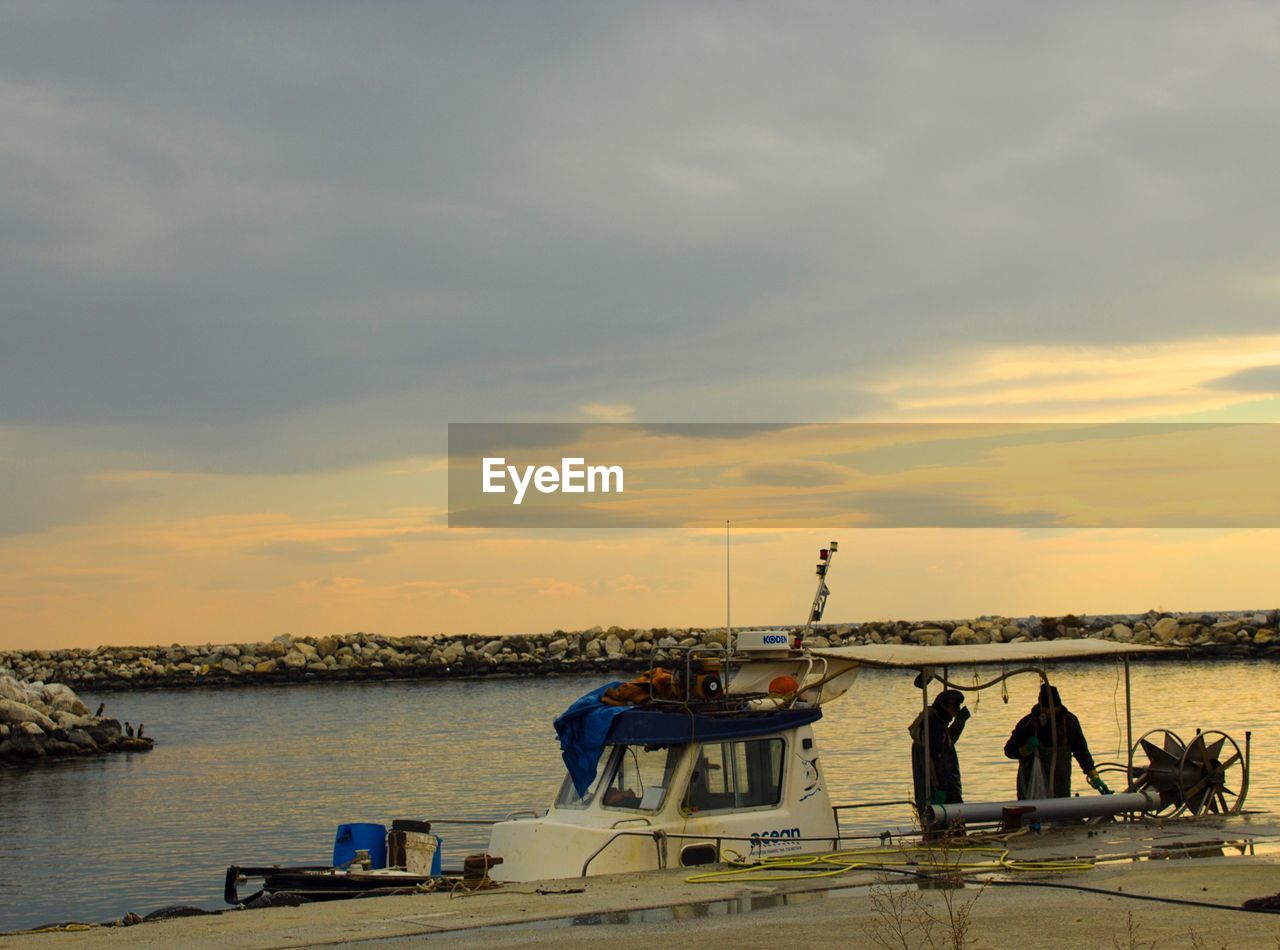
[862,334,1280,420]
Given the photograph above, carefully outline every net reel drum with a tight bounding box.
[1127,728,1249,818]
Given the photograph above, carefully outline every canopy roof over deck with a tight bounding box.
[809,639,1179,670]
[802,640,1181,778]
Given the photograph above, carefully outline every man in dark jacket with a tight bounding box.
[910,689,970,809]
[1004,684,1110,798]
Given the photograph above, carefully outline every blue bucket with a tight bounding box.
[333,822,387,869]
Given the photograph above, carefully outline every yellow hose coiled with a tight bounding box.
[686,833,1094,884]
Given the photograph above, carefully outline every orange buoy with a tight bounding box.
[768,675,799,695]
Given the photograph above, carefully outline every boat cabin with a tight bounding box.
[488,707,839,881]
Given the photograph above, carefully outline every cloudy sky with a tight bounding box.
[3,2,1279,649]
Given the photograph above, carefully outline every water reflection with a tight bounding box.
[435,889,830,940]
[0,659,1276,931]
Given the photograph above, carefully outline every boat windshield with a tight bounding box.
[554,747,615,810]
[600,744,684,812]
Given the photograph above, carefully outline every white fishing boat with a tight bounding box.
[226,542,1252,900]
[488,664,840,880]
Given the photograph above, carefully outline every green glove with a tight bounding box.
[1088,770,1112,795]
[1022,735,1040,755]
[931,790,947,805]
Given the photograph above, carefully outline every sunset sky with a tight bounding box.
[3,3,1279,650]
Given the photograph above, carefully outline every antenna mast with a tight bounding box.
[803,540,838,633]
[725,520,732,653]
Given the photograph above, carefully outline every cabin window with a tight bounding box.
[554,747,616,809]
[600,744,684,812]
[685,738,785,812]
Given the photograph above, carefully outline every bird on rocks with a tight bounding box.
[137,724,145,739]
[125,722,134,737]
[95,703,105,717]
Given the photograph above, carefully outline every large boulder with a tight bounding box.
[950,625,992,645]
[909,628,948,647]
[1110,623,1135,643]
[86,720,124,747]
[0,675,35,705]
[281,650,308,670]
[0,734,47,759]
[1151,617,1180,643]
[64,728,99,751]
[0,698,57,732]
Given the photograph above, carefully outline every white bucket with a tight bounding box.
[403,831,439,875]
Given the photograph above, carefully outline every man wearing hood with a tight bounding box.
[1004,683,1110,799]
[910,688,970,809]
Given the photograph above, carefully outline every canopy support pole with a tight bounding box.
[1124,656,1133,799]
[921,668,931,811]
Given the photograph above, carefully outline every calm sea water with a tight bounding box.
[1,660,1276,932]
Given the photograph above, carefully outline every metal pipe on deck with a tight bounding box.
[926,789,1159,827]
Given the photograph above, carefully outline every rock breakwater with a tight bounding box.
[3,609,1278,693]
[0,671,154,764]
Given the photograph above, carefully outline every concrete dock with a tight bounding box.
[6,819,1280,948]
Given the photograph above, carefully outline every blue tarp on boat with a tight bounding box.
[553,682,626,797]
